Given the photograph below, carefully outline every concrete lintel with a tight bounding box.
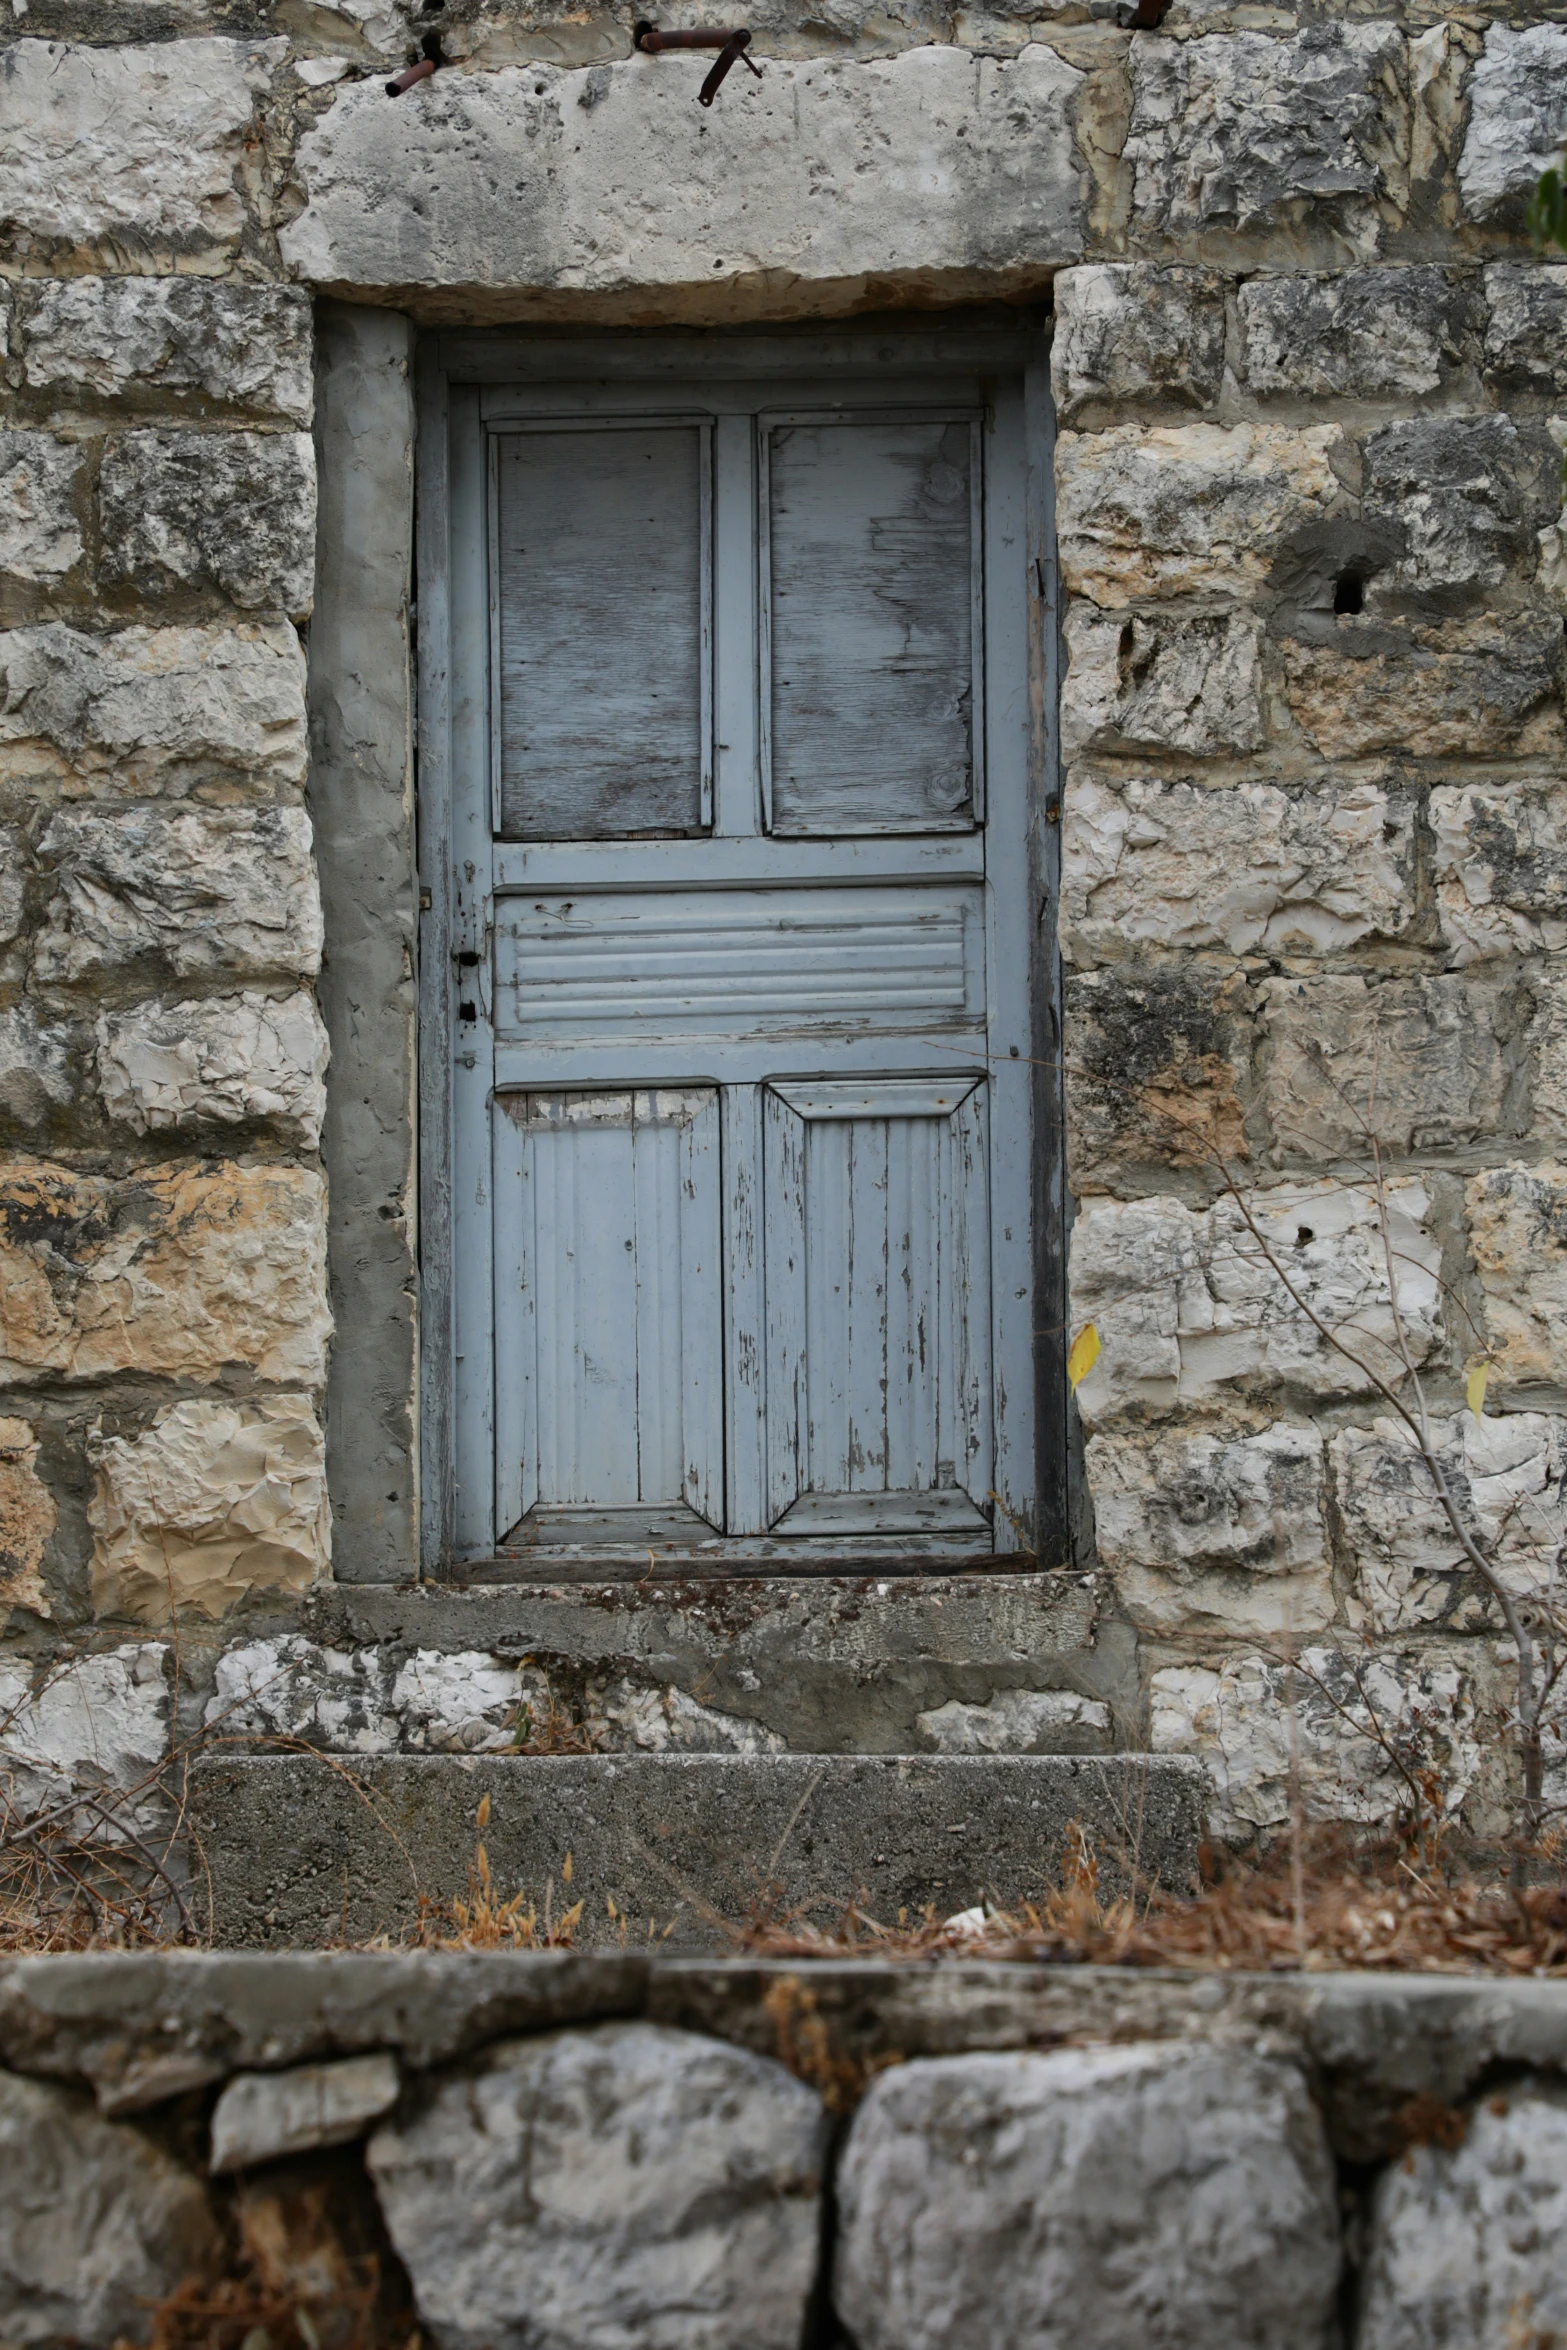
[281,45,1087,324]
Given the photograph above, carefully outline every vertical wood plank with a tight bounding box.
[843,1115,889,1492]
[805,1114,850,1495]
[416,343,455,1574]
[632,1099,682,1505]
[712,416,760,840]
[763,1087,807,1526]
[679,1090,725,1528]
[491,1097,533,1538]
[722,1082,767,1534]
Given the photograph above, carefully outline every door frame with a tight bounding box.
[415,317,1065,1578]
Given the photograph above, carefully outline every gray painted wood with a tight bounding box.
[761,415,982,835]
[432,338,1049,1567]
[493,423,711,838]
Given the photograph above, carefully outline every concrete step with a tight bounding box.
[295,1572,1136,1757]
[191,1752,1205,1949]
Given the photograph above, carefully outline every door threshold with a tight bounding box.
[450,1542,1037,1586]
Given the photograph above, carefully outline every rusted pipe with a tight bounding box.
[387,57,436,92]
[633,21,762,102]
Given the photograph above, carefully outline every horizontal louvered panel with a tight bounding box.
[494,884,983,1039]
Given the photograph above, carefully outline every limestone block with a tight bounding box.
[1483,263,1567,393]
[1050,264,1226,422]
[1057,423,1340,608]
[1065,963,1254,1192]
[366,2023,830,2350]
[1240,266,1482,398]
[1087,1424,1331,1637]
[1282,616,1565,761]
[210,2054,399,2174]
[0,1158,329,1387]
[97,993,328,1148]
[833,2043,1340,2350]
[1332,1412,1567,1636]
[283,45,1085,311]
[19,281,313,423]
[389,1650,532,1751]
[1061,607,1265,757]
[0,827,22,947]
[1149,1646,1481,1836]
[33,807,322,983]
[1459,26,1567,222]
[1360,2081,1567,2349]
[0,1643,168,1820]
[916,1690,1111,1754]
[0,2070,216,2346]
[207,1635,398,1751]
[0,1417,53,1617]
[1125,24,1406,251]
[1467,1163,1567,1393]
[0,38,281,267]
[98,433,316,620]
[1361,416,1559,600]
[0,1005,73,1128]
[0,434,83,587]
[1061,771,1414,966]
[0,623,308,796]
[1432,780,1567,963]
[1067,1180,1442,1430]
[1259,972,1520,1162]
[593,1681,786,1755]
[89,1397,330,1626]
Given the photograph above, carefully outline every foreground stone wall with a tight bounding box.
[6,1952,1567,2349]
[0,0,1564,1853]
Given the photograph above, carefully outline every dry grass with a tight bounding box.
[132,2177,418,2350]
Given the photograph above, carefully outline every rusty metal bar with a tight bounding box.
[387,57,437,92]
[633,21,762,103]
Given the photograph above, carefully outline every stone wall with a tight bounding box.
[0,0,1565,1854]
[6,1951,1567,2348]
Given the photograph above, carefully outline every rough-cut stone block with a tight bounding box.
[98,433,316,619]
[90,1397,329,1626]
[0,827,22,946]
[0,1642,168,1819]
[1150,1646,1482,1836]
[210,2053,398,2174]
[0,623,308,796]
[33,807,322,983]
[1259,972,1521,1162]
[1282,617,1565,761]
[1050,264,1226,422]
[0,1004,73,1129]
[1332,1412,1567,1636]
[1126,24,1406,251]
[1061,771,1414,965]
[0,38,280,267]
[1467,1163,1567,1393]
[1240,266,1482,398]
[1483,262,1567,392]
[19,281,313,423]
[0,2071,216,2345]
[914,1691,1110,1754]
[283,45,1085,315]
[834,2043,1340,2350]
[0,1417,52,1618]
[0,433,83,588]
[1065,963,1254,1192]
[1459,26,1567,222]
[1061,607,1265,757]
[194,1754,1205,1945]
[1057,423,1340,608]
[97,993,328,1148]
[1087,1425,1331,1637]
[1360,2080,1567,2349]
[1432,781,1567,963]
[366,2024,828,2350]
[0,1159,329,1387]
[1362,416,1558,600]
[1068,1180,1442,1430]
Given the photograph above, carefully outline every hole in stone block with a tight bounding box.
[1333,570,1365,616]
[1295,1225,1315,1248]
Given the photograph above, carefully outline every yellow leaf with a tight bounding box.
[476,1791,491,1830]
[1467,1361,1489,1421]
[1067,1322,1101,1393]
[562,1850,573,1885]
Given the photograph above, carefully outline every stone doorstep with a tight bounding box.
[296,1571,1136,1756]
[187,1752,1205,1949]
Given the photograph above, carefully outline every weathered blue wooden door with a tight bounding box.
[434,330,1041,1562]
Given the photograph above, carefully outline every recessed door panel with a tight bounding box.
[763,1078,992,1535]
[493,423,711,839]
[493,1087,722,1533]
[762,414,982,836]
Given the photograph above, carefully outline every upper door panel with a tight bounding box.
[761,413,983,837]
[493,421,713,839]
